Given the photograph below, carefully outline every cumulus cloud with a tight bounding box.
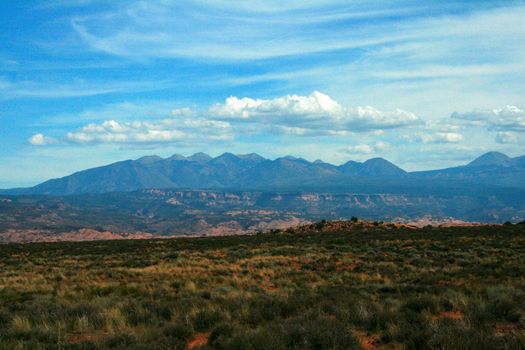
[28,91,425,147]
[347,144,374,154]
[345,141,389,155]
[28,133,56,146]
[495,131,518,144]
[407,132,464,144]
[452,105,525,132]
[211,91,421,133]
[269,125,350,137]
[65,118,232,144]
[375,141,388,150]
[210,91,343,119]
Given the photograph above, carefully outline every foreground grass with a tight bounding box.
[1,223,525,349]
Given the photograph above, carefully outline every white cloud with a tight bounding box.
[28,133,56,146]
[65,118,232,144]
[69,2,525,65]
[30,91,422,147]
[495,131,518,144]
[211,91,342,120]
[0,77,173,100]
[69,2,422,60]
[348,144,373,154]
[268,125,350,137]
[171,107,196,118]
[452,105,525,132]
[345,141,389,155]
[371,63,523,80]
[375,141,388,150]
[211,91,421,133]
[407,132,464,144]
[434,132,464,143]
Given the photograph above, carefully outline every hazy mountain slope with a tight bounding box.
[234,157,340,188]
[16,160,175,195]
[1,151,524,195]
[338,158,407,177]
[412,152,525,188]
[466,151,513,167]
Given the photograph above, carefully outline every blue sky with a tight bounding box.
[1,0,524,188]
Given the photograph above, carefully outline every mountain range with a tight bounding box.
[2,151,524,196]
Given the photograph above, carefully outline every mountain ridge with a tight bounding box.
[2,151,524,196]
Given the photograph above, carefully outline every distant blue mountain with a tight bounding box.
[2,152,524,195]
[339,158,407,177]
[411,152,525,188]
[467,151,512,167]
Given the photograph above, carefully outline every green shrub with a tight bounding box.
[402,295,439,313]
[193,310,223,332]
[209,322,236,349]
[104,334,136,348]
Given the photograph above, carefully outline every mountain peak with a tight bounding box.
[363,157,389,165]
[187,152,212,162]
[236,153,265,161]
[210,152,266,169]
[276,156,310,164]
[214,152,238,160]
[166,153,186,161]
[361,157,406,176]
[135,155,162,165]
[468,152,511,167]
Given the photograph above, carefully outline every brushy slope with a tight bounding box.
[1,222,525,349]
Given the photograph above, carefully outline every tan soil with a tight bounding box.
[188,332,210,349]
[354,331,380,350]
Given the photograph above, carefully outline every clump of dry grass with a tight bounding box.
[11,315,31,333]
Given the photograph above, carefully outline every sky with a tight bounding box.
[1,0,524,188]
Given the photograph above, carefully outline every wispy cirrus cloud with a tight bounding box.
[69,1,525,72]
[0,77,174,100]
[69,1,426,60]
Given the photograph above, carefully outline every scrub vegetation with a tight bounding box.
[1,221,525,349]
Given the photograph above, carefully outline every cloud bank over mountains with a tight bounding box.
[25,91,423,145]
[28,92,523,152]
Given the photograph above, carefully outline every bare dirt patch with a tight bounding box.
[335,260,358,271]
[439,311,463,320]
[354,331,380,350]
[188,332,210,349]
[495,323,519,336]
